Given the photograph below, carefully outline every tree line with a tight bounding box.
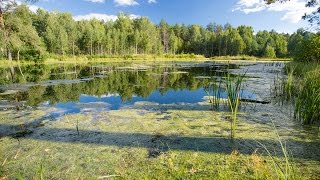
[0,5,318,61]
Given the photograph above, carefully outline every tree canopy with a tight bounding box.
[0,4,318,62]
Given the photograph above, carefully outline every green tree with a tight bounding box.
[264,45,276,58]
[237,25,257,55]
[294,34,320,62]
[4,5,44,61]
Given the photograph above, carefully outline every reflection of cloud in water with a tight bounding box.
[42,88,257,119]
[44,101,111,119]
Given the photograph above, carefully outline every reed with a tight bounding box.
[272,62,320,125]
[294,68,320,124]
[204,78,223,110]
[225,69,246,139]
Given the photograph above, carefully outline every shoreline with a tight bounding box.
[0,55,291,67]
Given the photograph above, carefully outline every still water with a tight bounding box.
[0,62,256,117]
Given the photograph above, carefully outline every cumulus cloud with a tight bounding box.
[28,4,43,13]
[73,13,118,21]
[8,0,44,13]
[73,13,140,22]
[114,0,139,6]
[233,0,318,23]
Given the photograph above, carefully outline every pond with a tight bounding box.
[1,61,320,179]
[0,62,256,118]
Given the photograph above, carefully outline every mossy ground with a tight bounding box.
[0,101,319,179]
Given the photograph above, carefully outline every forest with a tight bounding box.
[0,5,318,62]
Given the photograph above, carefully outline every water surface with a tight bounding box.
[0,62,255,117]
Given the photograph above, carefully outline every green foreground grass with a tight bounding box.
[0,102,319,179]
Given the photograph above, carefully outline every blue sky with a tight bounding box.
[29,0,315,33]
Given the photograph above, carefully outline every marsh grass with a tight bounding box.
[225,69,246,139]
[272,62,320,125]
[294,71,320,124]
[204,78,223,110]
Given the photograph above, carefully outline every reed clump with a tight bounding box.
[273,62,320,125]
[226,70,246,139]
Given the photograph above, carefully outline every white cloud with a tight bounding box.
[233,0,318,23]
[73,13,140,22]
[28,4,43,13]
[85,0,105,3]
[148,0,157,4]
[73,13,118,21]
[11,0,44,13]
[114,0,139,6]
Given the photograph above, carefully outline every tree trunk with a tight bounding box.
[135,43,138,54]
[218,38,221,56]
[17,50,20,61]
[72,41,75,56]
[90,36,93,56]
[8,49,12,61]
[0,8,4,30]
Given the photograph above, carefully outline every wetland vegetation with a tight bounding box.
[0,0,319,179]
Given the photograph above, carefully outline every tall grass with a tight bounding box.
[294,68,320,124]
[225,69,246,139]
[257,119,298,180]
[272,66,295,106]
[273,62,320,125]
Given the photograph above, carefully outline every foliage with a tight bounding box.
[293,33,320,63]
[264,45,276,58]
[0,5,313,61]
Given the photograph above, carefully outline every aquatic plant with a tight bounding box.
[273,62,320,125]
[294,67,320,124]
[225,69,246,139]
[204,78,223,110]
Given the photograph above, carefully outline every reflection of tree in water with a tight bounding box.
[0,63,222,106]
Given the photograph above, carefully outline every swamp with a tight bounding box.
[0,61,319,179]
[0,0,320,179]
